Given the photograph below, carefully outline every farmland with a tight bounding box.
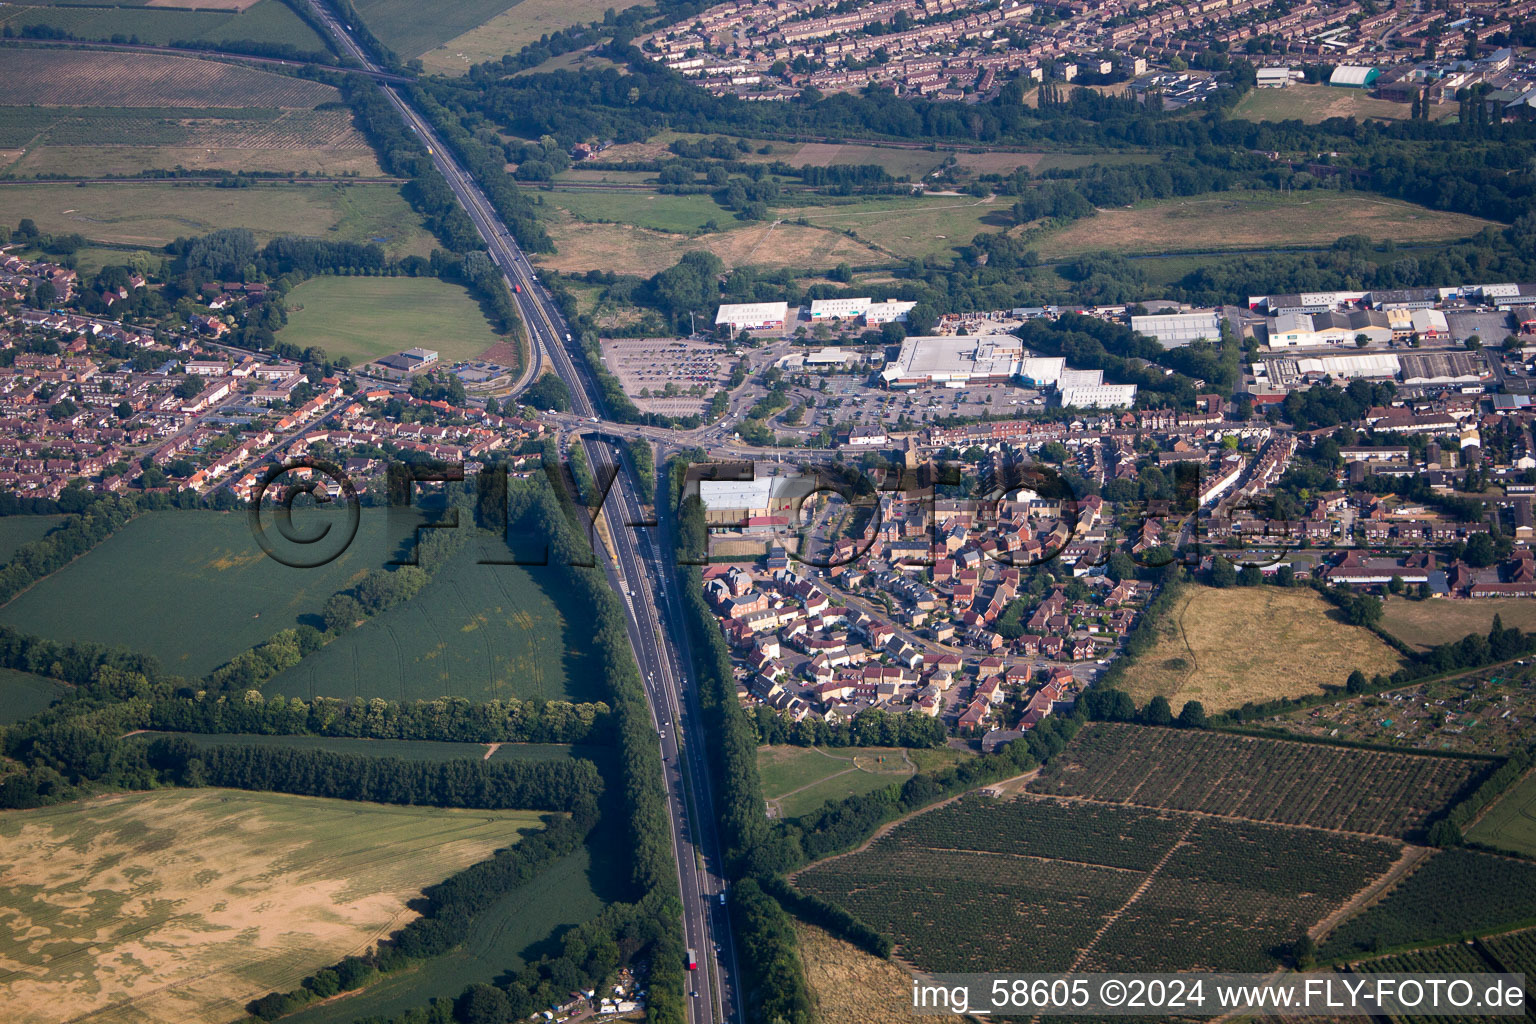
[0,668,70,724]
[0,509,393,679]
[128,731,587,763]
[1381,598,1536,652]
[0,0,326,50]
[0,49,337,109]
[795,921,919,1024]
[758,745,970,819]
[0,788,546,1024]
[1027,724,1483,838]
[1465,768,1536,858]
[0,108,382,178]
[278,276,510,366]
[264,546,599,704]
[1258,663,1536,756]
[1321,849,1536,958]
[1114,585,1403,712]
[0,183,433,257]
[282,846,619,1024]
[351,0,521,58]
[795,792,1400,973]
[1032,191,1497,259]
[0,514,63,562]
[420,0,637,74]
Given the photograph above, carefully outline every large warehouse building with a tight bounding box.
[1060,384,1138,409]
[880,335,1024,387]
[1131,310,1222,348]
[715,302,789,331]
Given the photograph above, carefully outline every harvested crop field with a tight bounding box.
[0,183,433,257]
[1,107,381,177]
[1380,597,1536,652]
[0,789,545,1024]
[535,216,887,275]
[0,49,337,108]
[1033,191,1496,258]
[1115,584,1403,712]
[795,921,916,1024]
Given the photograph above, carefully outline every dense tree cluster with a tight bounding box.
[147,692,610,744]
[0,497,140,605]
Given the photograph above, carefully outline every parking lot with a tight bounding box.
[601,337,736,417]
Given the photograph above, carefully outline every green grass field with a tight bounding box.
[0,0,327,49]
[352,0,522,57]
[0,183,434,257]
[419,0,634,74]
[0,668,70,725]
[0,788,546,1024]
[264,545,599,704]
[777,194,1012,260]
[283,844,615,1024]
[1466,769,1536,858]
[538,188,727,233]
[1033,190,1495,259]
[0,514,63,562]
[278,276,506,365]
[129,732,588,762]
[1233,83,1430,124]
[0,510,394,679]
[758,744,970,819]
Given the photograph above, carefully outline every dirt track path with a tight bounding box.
[1310,843,1431,943]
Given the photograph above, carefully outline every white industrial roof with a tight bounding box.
[715,302,788,325]
[880,335,1023,383]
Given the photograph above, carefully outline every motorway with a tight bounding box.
[301,4,740,1021]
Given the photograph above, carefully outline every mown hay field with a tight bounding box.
[534,214,887,275]
[0,510,393,679]
[1034,191,1496,259]
[0,789,546,1024]
[279,275,509,365]
[0,48,337,108]
[265,546,599,704]
[1380,597,1536,652]
[0,183,433,257]
[1116,585,1403,712]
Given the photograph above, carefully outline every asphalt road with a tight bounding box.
[301,5,741,1019]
